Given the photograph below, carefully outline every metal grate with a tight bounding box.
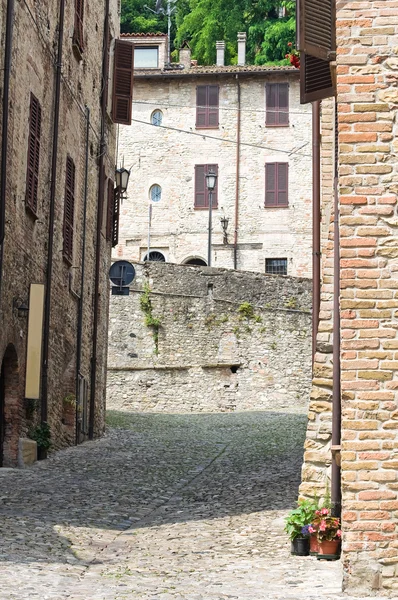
[265,258,287,276]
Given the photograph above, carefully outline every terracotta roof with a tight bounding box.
[121,32,167,38]
[134,64,299,78]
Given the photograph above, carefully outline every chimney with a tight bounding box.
[237,32,246,66]
[179,41,191,70]
[216,41,225,67]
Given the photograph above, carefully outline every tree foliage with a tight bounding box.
[121,0,296,65]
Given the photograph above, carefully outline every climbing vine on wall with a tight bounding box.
[140,283,161,354]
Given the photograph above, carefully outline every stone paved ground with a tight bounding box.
[0,410,385,599]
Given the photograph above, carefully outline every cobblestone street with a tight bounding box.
[0,410,380,599]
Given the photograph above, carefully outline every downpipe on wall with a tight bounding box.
[234,75,241,270]
[312,100,321,361]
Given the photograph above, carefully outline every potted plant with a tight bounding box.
[284,499,318,556]
[62,393,76,427]
[311,508,342,560]
[28,421,51,460]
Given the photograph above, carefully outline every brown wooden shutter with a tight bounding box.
[278,84,289,125]
[266,84,277,126]
[206,164,218,208]
[277,163,288,206]
[112,39,134,125]
[298,0,336,103]
[299,0,336,61]
[63,156,76,263]
[112,188,120,247]
[106,179,114,241]
[265,163,276,206]
[208,86,219,127]
[25,93,42,214]
[195,165,206,207]
[73,0,84,52]
[196,86,208,128]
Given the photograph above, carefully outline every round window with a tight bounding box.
[151,110,163,126]
[150,184,162,203]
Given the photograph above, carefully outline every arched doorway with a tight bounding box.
[183,257,207,266]
[0,344,20,467]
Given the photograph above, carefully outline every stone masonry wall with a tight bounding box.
[107,262,312,413]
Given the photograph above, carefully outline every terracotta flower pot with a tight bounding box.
[317,539,341,560]
[291,537,310,556]
[310,534,319,555]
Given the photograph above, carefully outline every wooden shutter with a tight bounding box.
[195,165,206,207]
[112,188,120,247]
[63,156,76,263]
[299,0,336,61]
[112,39,134,125]
[299,0,336,103]
[25,93,41,214]
[206,164,218,208]
[265,163,276,206]
[73,0,84,52]
[277,163,288,206]
[278,84,289,125]
[196,86,208,128]
[106,179,114,241]
[208,86,219,127]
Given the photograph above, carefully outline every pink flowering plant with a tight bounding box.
[310,508,342,542]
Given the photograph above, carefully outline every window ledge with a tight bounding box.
[195,126,220,130]
[265,123,290,128]
[194,206,219,210]
[264,204,289,209]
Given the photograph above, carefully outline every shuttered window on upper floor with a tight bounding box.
[63,156,76,264]
[298,0,336,103]
[194,165,218,209]
[106,178,115,242]
[73,0,84,54]
[265,163,289,207]
[112,187,120,247]
[196,86,219,129]
[25,93,42,216]
[112,39,134,125]
[266,83,289,126]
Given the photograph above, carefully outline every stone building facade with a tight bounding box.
[114,33,313,278]
[0,0,124,466]
[107,262,312,413]
[299,0,398,595]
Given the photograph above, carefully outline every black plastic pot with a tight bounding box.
[291,537,310,556]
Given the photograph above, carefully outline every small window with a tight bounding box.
[194,164,218,209]
[266,258,287,276]
[144,251,165,262]
[151,110,163,126]
[266,83,289,126]
[150,184,162,203]
[134,47,158,68]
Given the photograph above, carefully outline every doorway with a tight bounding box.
[0,344,20,467]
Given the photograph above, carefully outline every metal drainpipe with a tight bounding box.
[41,0,65,429]
[331,103,341,517]
[312,100,321,360]
[234,75,241,270]
[0,0,15,308]
[89,0,110,440]
[75,106,90,445]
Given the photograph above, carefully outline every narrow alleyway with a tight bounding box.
[0,410,368,599]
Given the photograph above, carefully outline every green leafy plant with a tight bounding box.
[285,297,297,309]
[140,283,161,354]
[63,393,76,409]
[25,398,38,420]
[29,422,52,451]
[238,302,255,319]
[284,498,318,541]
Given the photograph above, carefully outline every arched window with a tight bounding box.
[150,184,162,203]
[144,251,166,262]
[183,258,207,266]
[151,110,163,126]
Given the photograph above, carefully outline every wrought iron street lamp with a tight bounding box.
[220,215,229,245]
[206,168,217,267]
[115,166,131,199]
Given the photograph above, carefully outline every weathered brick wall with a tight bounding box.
[301,1,398,595]
[107,262,312,413]
[115,68,313,278]
[0,0,119,464]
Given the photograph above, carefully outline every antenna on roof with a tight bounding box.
[144,0,177,65]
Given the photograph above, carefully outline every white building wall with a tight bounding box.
[115,71,313,278]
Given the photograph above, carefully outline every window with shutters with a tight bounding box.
[266,83,289,126]
[73,0,84,55]
[25,93,42,216]
[298,0,336,103]
[106,179,115,242]
[112,39,134,125]
[112,187,120,247]
[196,86,219,129]
[194,165,218,209]
[265,163,289,207]
[63,156,76,263]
